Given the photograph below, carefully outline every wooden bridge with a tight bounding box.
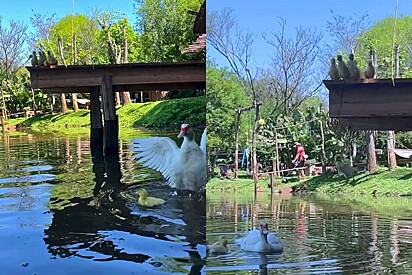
[26,62,205,155]
[323,78,412,131]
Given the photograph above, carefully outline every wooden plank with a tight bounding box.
[39,82,205,93]
[344,118,412,131]
[326,79,412,118]
[26,62,205,92]
[101,75,118,155]
[90,86,103,149]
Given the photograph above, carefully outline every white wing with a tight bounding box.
[131,137,180,181]
[200,128,206,155]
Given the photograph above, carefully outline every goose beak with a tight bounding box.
[261,223,269,235]
[178,126,188,138]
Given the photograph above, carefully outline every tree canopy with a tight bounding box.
[134,0,203,62]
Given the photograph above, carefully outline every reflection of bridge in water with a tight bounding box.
[42,141,205,273]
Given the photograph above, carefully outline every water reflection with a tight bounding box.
[0,133,205,274]
[206,191,412,274]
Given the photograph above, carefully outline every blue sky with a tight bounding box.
[0,0,136,29]
[208,0,412,68]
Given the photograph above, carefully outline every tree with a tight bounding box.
[134,0,203,62]
[29,11,58,51]
[206,64,249,177]
[263,18,324,116]
[96,12,136,105]
[207,7,263,188]
[0,18,28,78]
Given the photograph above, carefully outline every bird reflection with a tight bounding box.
[43,144,205,272]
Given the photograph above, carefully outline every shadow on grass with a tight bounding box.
[399,172,412,180]
[305,171,372,191]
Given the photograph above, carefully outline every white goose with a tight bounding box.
[131,124,206,193]
[238,222,283,253]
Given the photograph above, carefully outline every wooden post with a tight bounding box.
[101,75,118,156]
[90,86,103,153]
[319,119,327,173]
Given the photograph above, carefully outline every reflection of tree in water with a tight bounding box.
[43,144,205,272]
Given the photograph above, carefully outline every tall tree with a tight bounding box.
[206,64,249,177]
[134,0,203,62]
[0,18,28,78]
[207,7,262,189]
[263,18,323,116]
[96,12,137,105]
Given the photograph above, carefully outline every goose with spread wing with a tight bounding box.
[131,124,206,193]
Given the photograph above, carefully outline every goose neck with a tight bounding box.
[260,230,269,245]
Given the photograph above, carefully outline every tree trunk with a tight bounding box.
[252,101,261,194]
[234,110,241,179]
[387,45,399,170]
[274,128,280,176]
[366,130,377,173]
[60,93,68,114]
[31,89,37,111]
[71,35,79,112]
[72,93,79,112]
[387,131,397,170]
[365,50,377,173]
[121,25,132,105]
[320,119,327,173]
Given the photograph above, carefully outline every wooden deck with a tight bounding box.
[323,78,412,130]
[26,62,206,93]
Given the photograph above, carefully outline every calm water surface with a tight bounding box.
[0,133,205,274]
[206,191,412,274]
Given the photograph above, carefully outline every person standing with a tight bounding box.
[292,142,307,181]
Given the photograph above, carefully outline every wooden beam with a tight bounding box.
[90,86,103,150]
[324,79,412,118]
[38,82,206,93]
[101,75,115,121]
[26,62,205,93]
[345,117,412,131]
[101,75,118,155]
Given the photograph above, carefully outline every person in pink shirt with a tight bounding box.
[292,142,307,180]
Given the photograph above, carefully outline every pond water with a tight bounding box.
[0,132,205,274]
[206,191,412,274]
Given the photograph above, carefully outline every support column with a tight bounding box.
[90,86,103,154]
[101,75,119,156]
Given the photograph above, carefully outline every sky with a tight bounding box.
[0,0,137,30]
[207,0,412,68]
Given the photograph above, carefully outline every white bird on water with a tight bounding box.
[131,124,206,193]
[237,222,283,253]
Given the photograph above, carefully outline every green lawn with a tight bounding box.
[206,166,412,196]
[6,96,205,137]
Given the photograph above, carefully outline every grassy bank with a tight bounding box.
[206,166,412,196]
[7,96,205,136]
